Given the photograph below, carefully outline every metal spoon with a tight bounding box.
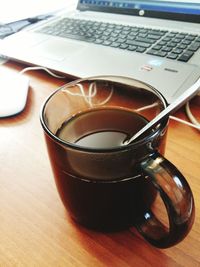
[123,78,200,145]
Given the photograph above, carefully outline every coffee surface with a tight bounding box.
[56,107,148,148]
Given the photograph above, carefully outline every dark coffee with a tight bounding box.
[44,107,157,231]
[56,107,149,148]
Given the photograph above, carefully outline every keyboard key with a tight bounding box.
[147,49,167,57]
[162,37,173,42]
[172,48,184,54]
[147,34,161,40]
[127,45,137,51]
[167,53,178,60]
[188,42,200,51]
[151,44,162,50]
[162,46,173,52]
[110,32,119,37]
[102,40,112,46]
[136,47,147,53]
[94,39,103,44]
[182,39,192,45]
[110,42,120,48]
[155,51,168,57]
[119,43,129,49]
[135,37,155,44]
[185,35,196,41]
[157,40,168,46]
[177,44,187,49]
[138,33,148,38]
[178,51,194,62]
[116,38,126,43]
[126,40,151,48]
[167,42,178,48]
[108,36,118,42]
[173,38,183,43]
[166,33,177,38]
[149,30,167,36]
[177,33,187,39]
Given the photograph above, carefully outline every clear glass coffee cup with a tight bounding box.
[40,76,195,248]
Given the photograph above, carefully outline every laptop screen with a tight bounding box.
[78,0,200,23]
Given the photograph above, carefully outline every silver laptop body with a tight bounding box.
[0,0,200,103]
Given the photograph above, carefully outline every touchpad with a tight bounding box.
[33,39,87,61]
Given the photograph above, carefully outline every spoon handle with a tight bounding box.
[125,78,200,144]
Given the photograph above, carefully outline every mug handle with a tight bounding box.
[136,152,195,248]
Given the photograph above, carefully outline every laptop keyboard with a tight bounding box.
[37,18,200,62]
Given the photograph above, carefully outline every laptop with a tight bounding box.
[0,0,200,103]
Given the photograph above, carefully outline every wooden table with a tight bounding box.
[0,61,200,267]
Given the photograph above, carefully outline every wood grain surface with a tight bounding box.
[0,62,200,267]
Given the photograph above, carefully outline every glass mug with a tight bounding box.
[40,76,195,248]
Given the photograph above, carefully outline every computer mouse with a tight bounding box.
[0,69,29,118]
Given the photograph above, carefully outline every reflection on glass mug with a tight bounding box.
[40,76,195,248]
